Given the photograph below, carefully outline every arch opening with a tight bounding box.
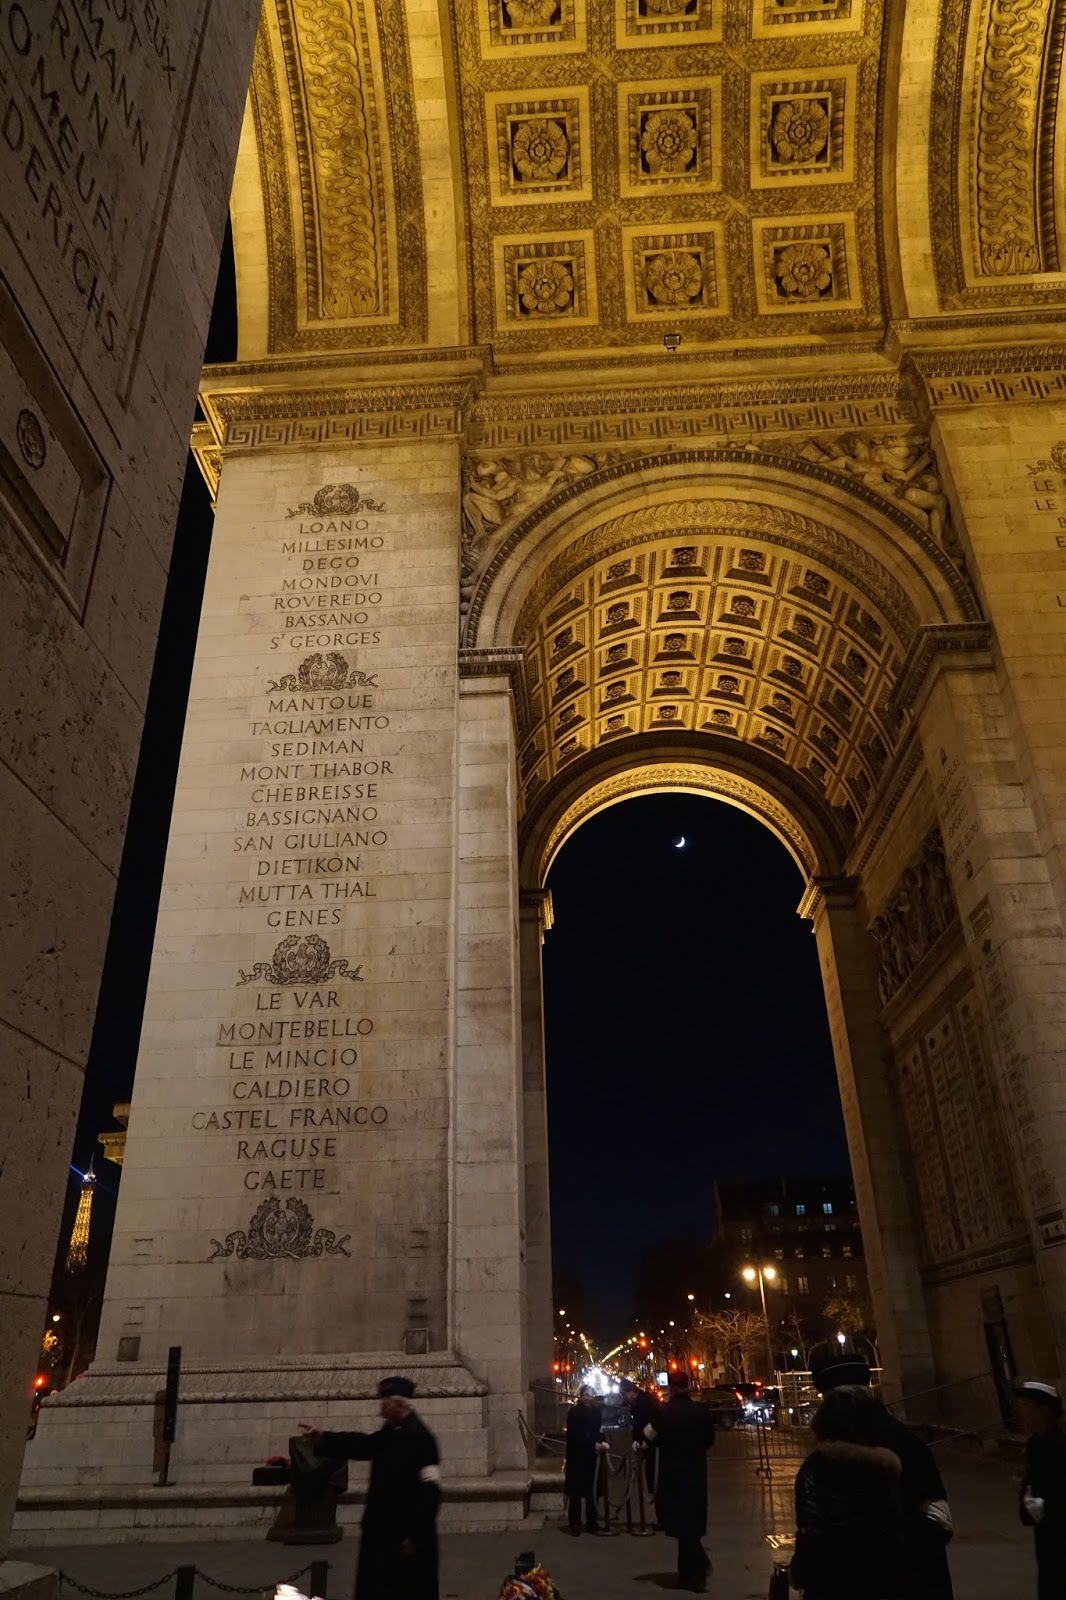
[538,786,861,1386]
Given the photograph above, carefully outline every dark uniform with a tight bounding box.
[320,1411,441,1600]
[1020,1422,1066,1599]
[645,1384,715,1591]
[875,1408,954,1600]
[564,1397,604,1532]
[624,1384,659,1502]
[810,1352,954,1600]
[791,1439,907,1600]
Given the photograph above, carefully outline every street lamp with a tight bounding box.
[742,1265,778,1381]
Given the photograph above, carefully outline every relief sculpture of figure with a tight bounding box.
[797,433,953,554]
[460,454,601,618]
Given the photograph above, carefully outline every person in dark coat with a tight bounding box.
[300,1375,441,1600]
[1015,1379,1066,1599]
[620,1378,659,1497]
[811,1352,954,1600]
[643,1372,715,1591]
[564,1386,606,1534]
[791,1384,907,1600]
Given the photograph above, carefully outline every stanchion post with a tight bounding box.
[631,1449,655,1536]
[309,1559,329,1596]
[159,1345,181,1487]
[174,1566,195,1600]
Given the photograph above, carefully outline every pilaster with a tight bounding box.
[805,877,935,1401]
[453,672,528,1469]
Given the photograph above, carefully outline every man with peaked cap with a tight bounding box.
[301,1376,441,1600]
[810,1351,954,1600]
[643,1371,715,1592]
[1015,1379,1066,1598]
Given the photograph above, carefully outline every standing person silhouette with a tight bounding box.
[565,1385,607,1534]
[643,1371,715,1591]
[300,1375,441,1599]
[1016,1379,1066,1598]
[810,1352,953,1600]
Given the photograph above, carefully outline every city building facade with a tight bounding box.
[713,1178,870,1349]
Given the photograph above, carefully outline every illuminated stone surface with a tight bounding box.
[0,0,260,1564]
[14,0,1066,1538]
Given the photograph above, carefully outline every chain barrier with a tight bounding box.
[59,1577,176,1599]
[58,1564,326,1600]
[194,1565,318,1595]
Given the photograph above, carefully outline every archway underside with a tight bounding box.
[513,523,912,852]
[535,760,822,884]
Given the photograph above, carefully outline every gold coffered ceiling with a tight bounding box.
[515,528,907,825]
[452,0,885,354]
[229,0,1066,361]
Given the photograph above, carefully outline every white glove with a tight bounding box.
[923,1499,953,1534]
[1024,1489,1046,1524]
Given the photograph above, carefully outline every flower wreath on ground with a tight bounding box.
[498,1563,561,1600]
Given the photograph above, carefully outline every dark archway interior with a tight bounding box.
[543,791,850,1339]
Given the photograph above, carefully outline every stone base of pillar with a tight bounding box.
[12,1477,536,1545]
[0,1562,59,1599]
[20,1353,510,1506]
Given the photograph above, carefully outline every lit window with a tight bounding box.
[846,1274,857,1291]
[769,1203,781,1217]
[741,1227,753,1243]
[775,1248,784,1260]
[795,1205,806,1216]
[823,1203,833,1215]
[795,1247,805,1260]
[778,1277,789,1295]
[828,1275,838,1290]
[842,1245,853,1258]
[798,1276,809,1295]
[821,1245,832,1259]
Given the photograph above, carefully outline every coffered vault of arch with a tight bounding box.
[460,447,982,855]
[225,0,1066,366]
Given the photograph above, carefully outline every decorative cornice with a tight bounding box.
[458,646,525,680]
[199,381,477,452]
[797,873,861,922]
[903,345,1066,411]
[190,422,221,506]
[519,886,555,935]
[888,622,995,717]
[458,645,529,725]
[467,373,918,451]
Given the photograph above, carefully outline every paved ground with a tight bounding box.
[19,1452,1034,1600]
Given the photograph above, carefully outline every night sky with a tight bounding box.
[543,794,849,1333]
[58,232,850,1327]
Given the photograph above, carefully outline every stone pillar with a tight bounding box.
[927,399,1066,1372]
[0,0,258,1568]
[912,649,1066,1373]
[22,414,511,1493]
[453,670,528,1469]
[808,880,935,1399]
[519,889,555,1409]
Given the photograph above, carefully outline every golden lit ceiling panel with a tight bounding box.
[931,0,1066,308]
[248,0,426,350]
[450,0,887,356]
[516,534,904,825]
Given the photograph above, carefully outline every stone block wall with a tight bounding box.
[0,0,258,1559]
